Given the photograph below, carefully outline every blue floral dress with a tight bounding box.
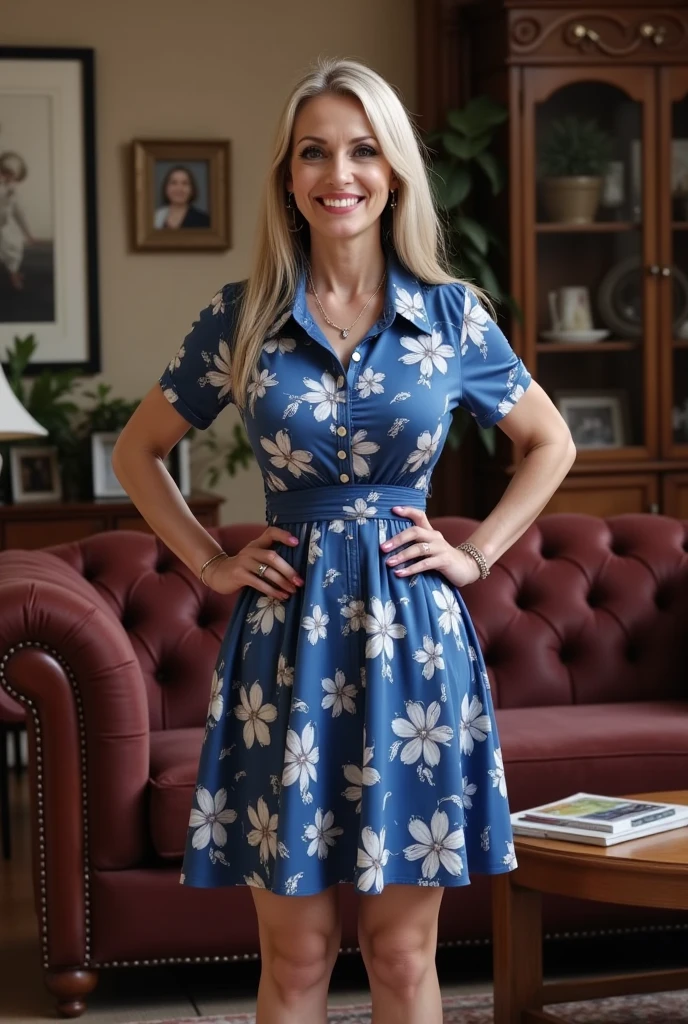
[159,250,532,896]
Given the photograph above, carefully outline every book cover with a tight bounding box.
[518,792,683,834]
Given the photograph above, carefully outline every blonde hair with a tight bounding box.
[231,56,490,407]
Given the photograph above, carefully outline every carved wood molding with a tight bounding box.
[510,11,687,58]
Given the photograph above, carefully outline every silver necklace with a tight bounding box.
[306,265,386,339]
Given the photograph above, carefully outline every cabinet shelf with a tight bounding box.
[535,221,639,234]
[536,340,640,353]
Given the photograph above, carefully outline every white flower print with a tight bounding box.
[462,776,477,809]
[388,417,409,438]
[412,636,445,679]
[244,871,266,888]
[168,344,185,372]
[403,809,465,879]
[350,429,379,479]
[247,367,278,414]
[341,598,366,635]
[260,430,319,478]
[302,605,329,645]
[432,583,464,648]
[247,796,278,865]
[247,596,286,635]
[503,840,517,870]
[301,372,345,422]
[282,722,319,803]
[414,473,429,492]
[394,285,428,324]
[391,700,454,766]
[308,526,323,564]
[356,368,385,398]
[343,729,381,812]
[210,290,225,315]
[356,826,390,893]
[321,669,357,717]
[162,387,178,404]
[399,330,454,386]
[265,470,288,492]
[343,497,377,524]
[405,424,442,473]
[488,746,508,797]
[204,339,233,401]
[459,694,492,755]
[365,597,406,661]
[263,334,296,354]
[390,391,411,403]
[304,808,344,859]
[189,787,237,850]
[276,653,294,688]
[328,519,345,533]
[460,288,491,356]
[207,670,223,723]
[234,682,278,748]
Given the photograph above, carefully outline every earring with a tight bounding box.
[389,189,397,209]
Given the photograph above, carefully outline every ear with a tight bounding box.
[390,173,400,192]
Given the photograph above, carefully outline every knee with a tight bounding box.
[268,931,334,1002]
[364,929,433,998]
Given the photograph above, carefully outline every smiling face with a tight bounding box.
[285,92,398,243]
[165,169,194,206]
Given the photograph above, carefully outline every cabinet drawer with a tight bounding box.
[662,473,688,517]
[4,518,107,550]
[541,473,659,516]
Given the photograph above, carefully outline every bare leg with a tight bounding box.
[358,883,444,1024]
[251,883,342,1024]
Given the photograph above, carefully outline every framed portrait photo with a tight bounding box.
[91,431,127,499]
[132,139,230,251]
[9,445,61,503]
[554,389,631,450]
[0,47,100,373]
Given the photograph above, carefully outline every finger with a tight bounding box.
[386,542,432,567]
[380,525,421,552]
[392,556,440,577]
[392,505,431,528]
[238,567,291,600]
[254,528,300,548]
[248,559,297,594]
[249,548,303,587]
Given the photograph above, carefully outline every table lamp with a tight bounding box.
[0,361,48,476]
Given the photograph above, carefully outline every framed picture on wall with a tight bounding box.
[553,389,631,450]
[132,139,231,252]
[0,47,100,373]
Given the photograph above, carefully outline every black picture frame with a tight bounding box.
[0,46,100,375]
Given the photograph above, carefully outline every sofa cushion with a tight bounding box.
[149,727,204,859]
[498,701,688,812]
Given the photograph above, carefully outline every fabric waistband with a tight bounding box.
[266,485,426,524]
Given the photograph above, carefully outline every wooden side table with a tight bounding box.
[0,491,223,550]
[492,791,688,1023]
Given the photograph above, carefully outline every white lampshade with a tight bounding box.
[0,361,47,441]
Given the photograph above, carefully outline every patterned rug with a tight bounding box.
[127,987,688,1023]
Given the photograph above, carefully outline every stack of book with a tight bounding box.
[511,792,688,847]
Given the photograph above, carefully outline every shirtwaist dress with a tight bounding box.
[159,248,532,897]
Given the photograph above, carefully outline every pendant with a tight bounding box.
[341,329,349,339]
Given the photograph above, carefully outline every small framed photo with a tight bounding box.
[9,445,61,503]
[132,139,230,251]
[554,389,631,449]
[91,431,127,499]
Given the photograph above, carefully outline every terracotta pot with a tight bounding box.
[541,176,603,224]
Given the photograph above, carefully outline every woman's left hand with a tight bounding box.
[381,506,482,588]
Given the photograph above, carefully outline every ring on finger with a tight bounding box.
[256,563,268,578]
[422,542,430,554]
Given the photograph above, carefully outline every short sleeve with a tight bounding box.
[159,282,244,430]
[457,285,532,428]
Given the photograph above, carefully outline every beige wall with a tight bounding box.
[5,0,416,523]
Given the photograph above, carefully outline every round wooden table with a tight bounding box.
[492,791,688,1024]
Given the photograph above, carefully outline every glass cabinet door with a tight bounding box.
[522,67,656,460]
[660,68,688,459]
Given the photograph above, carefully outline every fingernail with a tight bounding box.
[289,536,299,544]
[381,541,391,551]
[293,576,303,585]
[387,557,397,566]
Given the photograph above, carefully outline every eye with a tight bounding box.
[300,146,323,159]
[355,145,377,157]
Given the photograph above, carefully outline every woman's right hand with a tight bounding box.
[203,527,304,600]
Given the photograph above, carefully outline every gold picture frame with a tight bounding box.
[132,138,231,251]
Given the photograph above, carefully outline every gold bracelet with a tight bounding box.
[455,541,490,580]
[199,551,228,586]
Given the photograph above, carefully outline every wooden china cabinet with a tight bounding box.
[419,1,688,518]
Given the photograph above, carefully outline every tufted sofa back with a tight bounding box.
[46,513,688,729]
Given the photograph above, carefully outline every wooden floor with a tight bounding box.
[0,770,490,1022]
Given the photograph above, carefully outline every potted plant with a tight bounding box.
[539,115,613,224]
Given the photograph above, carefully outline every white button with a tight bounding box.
[339,473,350,483]
[337,450,347,460]
[351,351,361,362]
[336,425,347,437]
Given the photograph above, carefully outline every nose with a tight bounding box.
[326,151,355,187]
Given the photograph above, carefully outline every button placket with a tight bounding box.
[336,368,351,483]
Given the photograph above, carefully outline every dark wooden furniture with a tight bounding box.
[418,1,688,518]
[0,492,223,550]
[493,790,688,1024]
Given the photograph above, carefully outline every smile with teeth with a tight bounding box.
[318,197,364,208]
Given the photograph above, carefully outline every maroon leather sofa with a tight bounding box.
[1,513,687,1016]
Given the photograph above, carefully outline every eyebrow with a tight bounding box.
[296,135,376,146]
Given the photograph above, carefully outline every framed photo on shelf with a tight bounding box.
[554,389,631,450]
[132,139,231,252]
[91,431,127,499]
[9,445,61,503]
[0,47,100,373]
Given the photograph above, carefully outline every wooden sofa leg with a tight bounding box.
[44,969,99,1018]
[0,723,10,860]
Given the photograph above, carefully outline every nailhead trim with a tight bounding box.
[3,643,687,974]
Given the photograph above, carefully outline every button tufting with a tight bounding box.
[156,562,170,574]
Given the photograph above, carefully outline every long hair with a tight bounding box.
[231,56,488,408]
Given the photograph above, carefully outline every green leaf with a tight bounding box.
[432,165,471,210]
[442,132,474,161]
[463,96,509,130]
[454,216,489,255]
[474,150,505,194]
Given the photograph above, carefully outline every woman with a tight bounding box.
[154,164,210,229]
[114,57,575,1024]
[0,151,34,290]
